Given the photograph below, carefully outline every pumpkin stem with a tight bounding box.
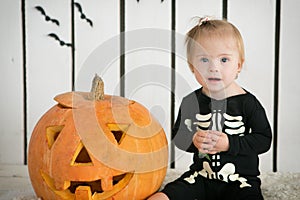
[89,74,104,100]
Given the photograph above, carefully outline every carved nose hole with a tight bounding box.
[71,142,93,166]
[75,146,92,163]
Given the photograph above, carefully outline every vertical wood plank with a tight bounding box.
[73,0,120,95]
[175,0,222,170]
[272,0,281,172]
[120,0,125,97]
[278,0,300,172]
[0,0,23,164]
[125,0,172,166]
[228,0,275,172]
[26,0,72,145]
[170,0,176,168]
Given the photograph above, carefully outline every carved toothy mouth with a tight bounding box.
[41,171,134,199]
[69,173,128,194]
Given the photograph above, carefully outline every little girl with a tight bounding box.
[148,17,272,200]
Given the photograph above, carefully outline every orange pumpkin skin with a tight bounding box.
[28,91,168,200]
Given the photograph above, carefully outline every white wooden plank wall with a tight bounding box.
[0,0,23,164]
[175,0,222,171]
[125,0,172,150]
[0,0,299,173]
[278,0,300,172]
[74,0,120,94]
[228,0,275,172]
[26,0,72,154]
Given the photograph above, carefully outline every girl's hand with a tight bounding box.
[193,130,229,154]
[207,130,229,154]
[193,130,214,153]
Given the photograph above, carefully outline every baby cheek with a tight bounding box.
[194,70,207,86]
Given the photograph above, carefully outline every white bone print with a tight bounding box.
[184,162,251,188]
[195,113,211,129]
[223,113,242,121]
[185,113,244,135]
[223,113,245,135]
[211,155,220,167]
[184,119,192,132]
[211,110,222,131]
[183,112,249,187]
[196,113,211,121]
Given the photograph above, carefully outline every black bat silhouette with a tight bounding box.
[48,33,72,47]
[74,2,93,27]
[35,6,60,26]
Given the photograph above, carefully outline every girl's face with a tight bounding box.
[191,35,242,99]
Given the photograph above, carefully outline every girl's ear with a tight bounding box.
[238,59,244,72]
[188,63,195,73]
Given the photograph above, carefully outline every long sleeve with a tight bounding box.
[171,88,272,180]
[227,96,272,156]
[171,91,203,153]
[172,107,198,153]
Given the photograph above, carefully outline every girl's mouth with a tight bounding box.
[208,77,221,81]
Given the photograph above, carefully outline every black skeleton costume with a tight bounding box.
[172,88,272,188]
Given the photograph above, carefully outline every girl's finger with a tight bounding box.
[201,143,214,151]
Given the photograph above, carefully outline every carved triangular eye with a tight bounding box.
[46,125,64,149]
[107,124,129,145]
[71,142,93,166]
[111,130,125,144]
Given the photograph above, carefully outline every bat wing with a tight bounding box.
[35,6,46,15]
[65,43,73,47]
[51,19,60,26]
[48,33,59,41]
[74,2,82,13]
[86,18,93,27]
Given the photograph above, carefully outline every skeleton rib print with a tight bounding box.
[183,111,250,188]
[174,89,272,189]
[185,112,245,136]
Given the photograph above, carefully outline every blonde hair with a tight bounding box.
[185,17,245,71]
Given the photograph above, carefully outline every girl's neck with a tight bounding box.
[202,83,246,100]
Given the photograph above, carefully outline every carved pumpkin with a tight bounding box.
[28,75,168,200]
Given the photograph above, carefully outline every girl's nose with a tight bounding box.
[209,61,219,72]
[209,68,218,72]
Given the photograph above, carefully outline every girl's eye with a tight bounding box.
[200,58,209,63]
[221,57,229,63]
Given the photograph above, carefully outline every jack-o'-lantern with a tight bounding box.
[28,75,168,200]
